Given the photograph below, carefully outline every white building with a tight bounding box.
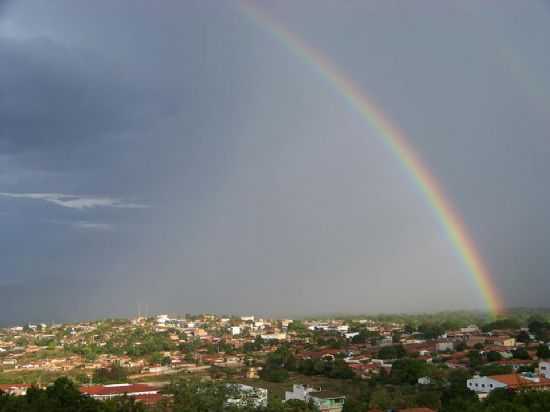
[436,341,454,352]
[0,384,30,396]
[285,384,345,412]
[226,384,267,408]
[418,376,431,385]
[281,319,293,329]
[466,375,509,394]
[230,326,241,336]
[467,371,549,396]
[156,314,169,324]
[261,332,287,341]
[80,384,159,401]
[460,325,480,334]
[285,384,317,402]
[539,360,550,379]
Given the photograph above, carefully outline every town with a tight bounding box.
[1,310,550,411]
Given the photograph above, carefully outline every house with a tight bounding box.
[418,376,432,385]
[492,337,516,348]
[349,363,382,379]
[494,359,532,371]
[226,384,268,408]
[0,384,31,396]
[260,332,287,341]
[245,367,261,379]
[461,325,480,334]
[285,384,345,412]
[436,341,454,352]
[466,335,487,348]
[466,375,509,394]
[80,383,158,401]
[539,360,550,379]
[467,371,550,396]
[1,359,17,368]
[379,336,393,346]
[309,391,346,412]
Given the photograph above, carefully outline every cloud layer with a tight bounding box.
[0,192,147,209]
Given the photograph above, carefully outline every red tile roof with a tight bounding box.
[491,374,527,386]
[0,384,31,390]
[489,374,550,390]
[80,383,157,396]
[133,393,167,405]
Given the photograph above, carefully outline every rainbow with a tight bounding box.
[239,1,504,316]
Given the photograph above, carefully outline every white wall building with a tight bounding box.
[226,384,267,408]
[467,372,546,395]
[539,360,550,379]
[436,341,454,352]
[460,325,480,334]
[156,314,169,324]
[285,384,345,412]
[466,375,508,394]
[285,384,318,402]
[261,332,287,341]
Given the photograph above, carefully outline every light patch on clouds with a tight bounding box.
[46,219,115,232]
[0,192,148,210]
[72,221,114,231]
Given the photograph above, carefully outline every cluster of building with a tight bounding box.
[2,313,550,409]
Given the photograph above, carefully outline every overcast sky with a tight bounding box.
[0,0,549,324]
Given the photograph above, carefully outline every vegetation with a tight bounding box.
[0,377,146,412]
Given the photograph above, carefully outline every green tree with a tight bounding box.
[388,358,427,385]
[418,323,444,339]
[377,344,406,359]
[536,344,550,359]
[164,377,229,412]
[468,350,484,368]
[516,330,531,343]
[93,363,128,384]
[512,348,530,360]
[479,364,513,376]
[486,351,503,362]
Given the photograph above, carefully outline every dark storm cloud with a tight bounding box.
[0,37,145,154]
[0,0,549,324]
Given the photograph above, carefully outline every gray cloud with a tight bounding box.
[72,221,114,231]
[0,37,141,154]
[0,192,147,209]
[0,0,549,323]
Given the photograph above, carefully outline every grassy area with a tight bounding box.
[128,370,208,383]
[0,370,67,385]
